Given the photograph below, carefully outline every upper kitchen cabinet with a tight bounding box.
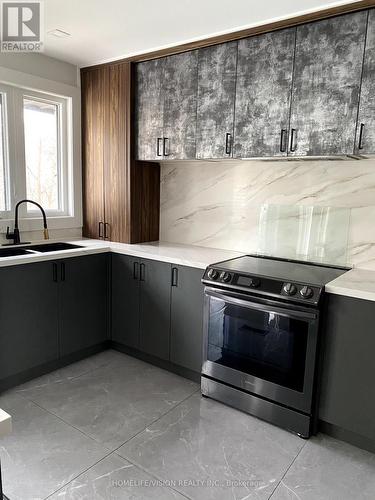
[355,9,375,155]
[289,11,367,157]
[234,28,296,158]
[196,42,237,159]
[163,51,199,160]
[135,58,165,161]
[135,51,198,160]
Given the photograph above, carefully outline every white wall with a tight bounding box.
[0,53,79,87]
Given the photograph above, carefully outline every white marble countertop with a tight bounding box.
[1,237,375,301]
[108,240,243,269]
[0,238,243,270]
[0,408,12,439]
[325,268,375,302]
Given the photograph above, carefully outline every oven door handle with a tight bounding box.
[205,288,318,321]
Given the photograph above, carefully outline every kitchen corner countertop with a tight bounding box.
[325,268,375,302]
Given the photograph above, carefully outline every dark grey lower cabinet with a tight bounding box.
[111,254,140,349]
[59,254,108,357]
[170,265,204,372]
[319,294,375,446]
[139,258,171,360]
[111,255,205,373]
[0,261,59,380]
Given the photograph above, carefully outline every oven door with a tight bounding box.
[202,287,320,413]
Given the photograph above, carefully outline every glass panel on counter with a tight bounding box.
[257,204,350,266]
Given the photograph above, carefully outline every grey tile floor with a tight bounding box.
[0,350,373,499]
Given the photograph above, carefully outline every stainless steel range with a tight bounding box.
[201,255,349,438]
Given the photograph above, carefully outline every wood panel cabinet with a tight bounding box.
[81,63,160,244]
[355,9,375,155]
[0,262,59,380]
[59,254,109,357]
[234,28,296,158]
[170,265,204,372]
[81,67,107,239]
[289,11,367,156]
[196,42,237,159]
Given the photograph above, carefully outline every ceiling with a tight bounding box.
[43,0,362,67]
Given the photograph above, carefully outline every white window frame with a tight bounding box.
[0,67,82,233]
[0,90,11,213]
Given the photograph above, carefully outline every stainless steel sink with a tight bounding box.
[26,242,83,252]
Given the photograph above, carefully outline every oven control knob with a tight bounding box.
[221,272,232,283]
[207,268,219,280]
[283,283,297,296]
[250,278,260,288]
[300,286,313,299]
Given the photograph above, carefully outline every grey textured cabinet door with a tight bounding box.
[355,9,375,155]
[234,28,296,158]
[319,294,375,443]
[135,58,165,160]
[162,51,198,160]
[60,254,108,357]
[170,265,204,373]
[139,258,171,360]
[196,42,237,159]
[289,12,367,156]
[0,262,59,380]
[112,254,140,349]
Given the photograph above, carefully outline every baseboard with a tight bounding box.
[319,420,375,454]
[111,341,201,383]
[0,341,110,394]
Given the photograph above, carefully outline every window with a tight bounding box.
[0,82,76,226]
[24,97,61,211]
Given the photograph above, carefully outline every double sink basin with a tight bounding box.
[0,242,83,258]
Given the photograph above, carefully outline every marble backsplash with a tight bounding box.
[160,159,375,269]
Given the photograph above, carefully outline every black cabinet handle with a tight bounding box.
[163,138,169,157]
[289,128,297,152]
[60,262,65,282]
[52,263,58,282]
[98,221,104,238]
[225,133,232,155]
[104,223,110,240]
[280,129,287,152]
[140,263,145,282]
[358,123,365,150]
[171,267,178,287]
[133,261,139,280]
[157,137,163,157]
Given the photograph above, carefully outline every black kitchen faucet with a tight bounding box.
[4,199,49,245]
